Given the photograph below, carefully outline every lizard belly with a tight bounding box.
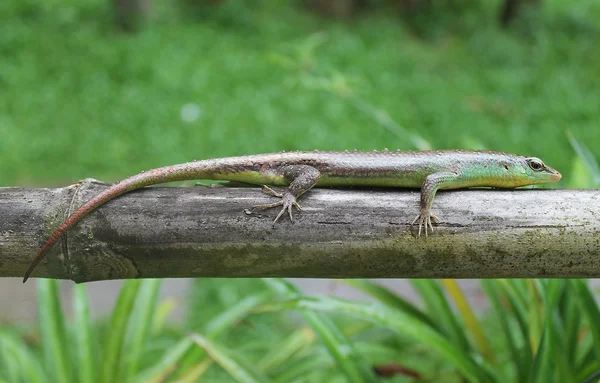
[211,171,288,186]
[316,174,425,188]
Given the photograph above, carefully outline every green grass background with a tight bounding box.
[1,0,598,188]
[2,2,600,381]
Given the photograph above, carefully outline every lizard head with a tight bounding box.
[518,156,562,185]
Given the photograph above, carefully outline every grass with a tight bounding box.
[1,0,599,188]
[2,1,600,381]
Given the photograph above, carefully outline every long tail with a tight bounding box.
[23,162,211,282]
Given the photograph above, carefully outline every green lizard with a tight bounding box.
[23,149,561,282]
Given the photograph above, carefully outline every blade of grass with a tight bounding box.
[73,284,95,383]
[133,338,193,383]
[36,279,70,383]
[271,350,332,383]
[0,333,47,383]
[140,292,274,381]
[578,354,600,383]
[152,298,177,335]
[343,279,435,328]
[496,280,531,354]
[99,280,142,383]
[410,280,470,352]
[567,130,600,186]
[559,281,583,369]
[258,327,315,372]
[582,370,600,383]
[0,335,22,383]
[256,295,495,383]
[177,359,213,383]
[537,280,572,382]
[122,279,163,382]
[189,332,272,383]
[574,280,600,361]
[441,279,495,366]
[262,278,379,383]
[179,292,275,370]
[272,342,411,382]
[480,280,526,382]
[528,326,548,383]
[526,280,544,355]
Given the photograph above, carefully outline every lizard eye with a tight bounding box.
[528,159,544,171]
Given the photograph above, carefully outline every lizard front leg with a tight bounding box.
[412,172,459,236]
[252,165,321,224]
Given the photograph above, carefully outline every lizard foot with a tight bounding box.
[252,186,301,225]
[411,211,439,237]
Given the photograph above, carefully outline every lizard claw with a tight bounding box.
[411,211,439,237]
[252,188,300,224]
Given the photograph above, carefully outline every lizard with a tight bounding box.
[23,149,562,282]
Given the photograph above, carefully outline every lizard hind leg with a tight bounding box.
[251,165,320,225]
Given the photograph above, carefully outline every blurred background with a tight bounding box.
[1,0,600,382]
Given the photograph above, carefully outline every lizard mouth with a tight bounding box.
[543,168,562,183]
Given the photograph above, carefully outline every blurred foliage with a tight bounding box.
[3,274,600,381]
[2,0,600,381]
[1,0,599,186]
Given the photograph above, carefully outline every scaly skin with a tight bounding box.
[23,150,562,282]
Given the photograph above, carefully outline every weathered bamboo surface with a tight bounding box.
[1,179,598,283]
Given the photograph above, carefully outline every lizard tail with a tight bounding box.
[23,162,212,282]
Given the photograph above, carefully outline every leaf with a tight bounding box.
[441,279,495,366]
[73,284,95,383]
[36,279,71,383]
[189,333,272,383]
[133,339,193,383]
[256,294,494,383]
[410,280,470,352]
[343,279,434,327]
[179,292,275,371]
[567,130,600,186]
[257,327,315,372]
[575,280,600,362]
[139,292,274,381]
[262,278,379,383]
[122,279,163,381]
[0,333,46,383]
[480,280,526,382]
[99,280,142,383]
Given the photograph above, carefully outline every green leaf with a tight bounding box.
[271,350,331,383]
[73,284,95,383]
[567,130,600,186]
[480,280,526,382]
[559,281,583,369]
[262,278,379,383]
[256,294,493,383]
[258,327,314,372]
[179,292,275,370]
[140,292,274,381]
[133,339,193,383]
[36,279,71,383]
[575,280,600,362]
[441,279,495,366]
[410,280,470,352]
[99,280,142,383]
[122,279,163,381]
[534,280,572,382]
[0,333,46,383]
[496,280,531,353]
[189,332,272,383]
[343,279,434,327]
